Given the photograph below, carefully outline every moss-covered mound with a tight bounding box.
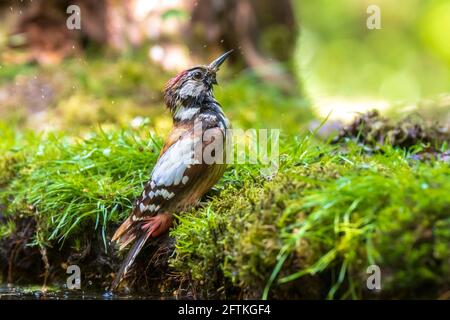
[333,109,449,150]
[170,135,450,299]
[1,113,449,299]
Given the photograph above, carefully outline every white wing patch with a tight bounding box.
[136,201,161,216]
[134,136,197,216]
[151,136,196,188]
[148,188,174,200]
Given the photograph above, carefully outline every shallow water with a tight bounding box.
[0,285,158,300]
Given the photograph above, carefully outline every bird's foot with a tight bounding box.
[141,214,173,238]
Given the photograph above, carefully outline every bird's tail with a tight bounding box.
[110,231,151,291]
[111,213,172,291]
[112,216,136,250]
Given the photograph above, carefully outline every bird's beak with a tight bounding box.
[209,50,233,72]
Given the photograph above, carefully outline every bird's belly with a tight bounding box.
[176,163,226,210]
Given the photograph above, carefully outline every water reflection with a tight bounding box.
[0,285,160,300]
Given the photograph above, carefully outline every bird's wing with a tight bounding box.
[131,121,224,220]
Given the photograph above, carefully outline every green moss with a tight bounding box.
[2,116,448,298]
[170,136,450,299]
[333,109,449,149]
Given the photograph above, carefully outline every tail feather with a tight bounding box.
[110,231,151,291]
[111,214,171,291]
[112,216,133,244]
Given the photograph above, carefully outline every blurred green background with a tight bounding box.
[296,0,450,109]
[0,0,449,133]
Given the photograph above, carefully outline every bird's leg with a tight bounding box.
[141,213,173,238]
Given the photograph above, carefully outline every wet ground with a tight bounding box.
[0,285,158,300]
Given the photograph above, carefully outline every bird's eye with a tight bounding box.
[192,71,203,80]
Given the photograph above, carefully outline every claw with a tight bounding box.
[140,214,173,238]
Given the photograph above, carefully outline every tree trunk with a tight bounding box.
[3,0,300,92]
[187,0,299,92]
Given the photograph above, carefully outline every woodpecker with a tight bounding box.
[111,50,233,290]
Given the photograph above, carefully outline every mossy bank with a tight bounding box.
[1,112,449,299]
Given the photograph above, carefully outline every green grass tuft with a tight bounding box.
[1,124,162,249]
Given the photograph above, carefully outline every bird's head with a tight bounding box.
[164,50,233,116]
